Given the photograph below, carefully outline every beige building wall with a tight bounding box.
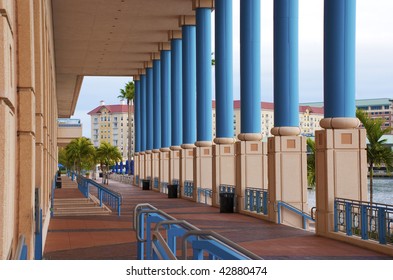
[0,0,58,259]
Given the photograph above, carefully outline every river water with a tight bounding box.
[308,178,393,208]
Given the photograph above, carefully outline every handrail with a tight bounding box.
[277,201,315,230]
[13,235,28,260]
[151,232,177,260]
[181,230,262,260]
[133,203,158,230]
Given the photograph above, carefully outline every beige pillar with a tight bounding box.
[159,148,170,192]
[315,127,368,236]
[151,150,160,191]
[139,152,145,184]
[268,132,308,228]
[193,144,213,204]
[134,153,140,185]
[180,146,195,200]
[169,147,181,187]
[236,140,268,213]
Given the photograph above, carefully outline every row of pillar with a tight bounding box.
[133,0,366,237]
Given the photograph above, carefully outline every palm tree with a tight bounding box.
[306,138,316,188]
[118,81,135,175]
[96,141,122,184]
[356,109,393,204]
[65,137,96,175]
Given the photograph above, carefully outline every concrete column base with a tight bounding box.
[236,141,268,213]
[139,153,145,185]
[180,147,194,200]
[193,146,213,204]
[151,151,160,192]
[315,128,368,236]
[159,151,170,192]
[169,149,181,185]
[145,153,152,184]
[133,154,140,185]
[212,143,236,207]
[267,135,308,228]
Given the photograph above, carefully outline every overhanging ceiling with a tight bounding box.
[52,0,194,118]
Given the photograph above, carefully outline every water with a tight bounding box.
[307,178,393,209]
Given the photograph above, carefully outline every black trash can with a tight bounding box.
[142,180,150,190]
[167,185,178,198]
[55,180,62,189]
[219,192,234,213]
[99,172,103,178]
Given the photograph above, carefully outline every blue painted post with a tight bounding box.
[121,161,124,174]
[126,160,129,174]
[153,59,161,150]
[137,213,145,260]
[263,191,268,215]
[345,202,352,236]
[140,74,147,152]
[215,0,234,139]
[146,67,154,151]
[171,39,183,147]
[161,49,171,148]
[334,200,338,232]
[378,207,386,244]
[196,7,212,144]
[324,0,356,118]
[182,25,197,145]
[240,0,261,135]
[135,80,141,153]
[274,0,299,128]
[361,205,368,240]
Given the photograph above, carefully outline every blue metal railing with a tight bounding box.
[184,180,194,198]
[50,173,57,218]
[76,174,122,216]
[334,198,393,245]
[245,188,268,215]
[153,177,159,189]
[219,184,235,193]
[197,187,212,204]
[14,235,28,260]
[133,203,262,260]
[277,201,315,230]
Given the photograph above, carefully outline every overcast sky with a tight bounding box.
[73,0,393,137]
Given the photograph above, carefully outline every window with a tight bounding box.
[371,106,382,110]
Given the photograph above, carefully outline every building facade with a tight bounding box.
[88,101,134,160]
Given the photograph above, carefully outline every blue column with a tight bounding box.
[134,80,140,153]
[196,8,212,143]
[324,0,356,118]
[161,49,171,148]
[171,39,183,147]
[140,74,146,151]
[153,59,161,150]
[182,25,197,145]
[240,0,261,134]
[146,67,153,150]
[215,0,234,139]
[274,0,299,127]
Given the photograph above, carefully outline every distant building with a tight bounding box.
[57,118,83,147]
[88,100,134,160]
[301,98,393,134]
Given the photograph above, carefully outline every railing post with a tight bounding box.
[244,189,249,211]
[345,202,352,236]
[334,199,338,232]
[361,204,368,240]
[117,198,121,216]
[99,189,102,207]
[256,190,261,214]
[277,202,281,224]
[249,190,254,212]
[137,212,145,260]
[263,191,268,215]
[378,207,386,244]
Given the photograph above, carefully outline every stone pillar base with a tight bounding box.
[151,151,160,192]
[133,154,140,186]
[236,141,268,213]
[212,143,236,207]
[267,136,308,228]
[180,147,194,199]
[139,153,145,185]
[159,151,170,193]
[315,128,367,236]
[194,146,213,204]
[169,149,181,185]
[145,152,152,184]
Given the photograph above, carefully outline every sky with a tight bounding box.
[73,0,393,137]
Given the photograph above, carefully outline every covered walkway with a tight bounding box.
[43,176,391,260]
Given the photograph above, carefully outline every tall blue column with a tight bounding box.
[146,67,153,151]
[140,74,146,151]
[171,39,182,148]
[273,0,299,129]
[153,59,161,150]
[215,0,234,140]
[161,49,171,149]
[324,0,356,119]
[196,8,212,145]
[134,79,141,153]
[240,0,261,137]
[182,25,197,146]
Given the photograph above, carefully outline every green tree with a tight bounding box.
[96,141,122,184]
[118,81,135,174]
[306,138,316,187]
[356,109,393,204]
[65,137,96,175]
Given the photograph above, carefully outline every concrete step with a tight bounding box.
[52,197,111,216]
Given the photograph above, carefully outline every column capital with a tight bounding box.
[270,127,301,136]
[179,15,196,27]
[158,42,171,51]
[133,75,140,81]
[151,52,161,60]
[168,30,182,40]
[193,0,214,10]
[138,69,146,75]
[144,61,153,69]
[320,118,360,129]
